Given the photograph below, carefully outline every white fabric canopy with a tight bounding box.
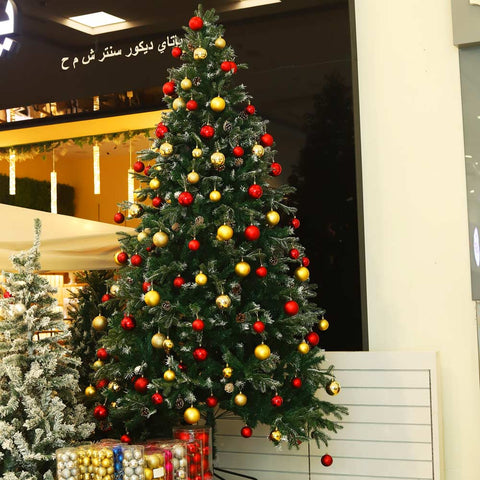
[0,204,134,271]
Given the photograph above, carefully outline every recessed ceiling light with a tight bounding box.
[68,11,125,29]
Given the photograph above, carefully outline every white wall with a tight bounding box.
[354,1,480,479]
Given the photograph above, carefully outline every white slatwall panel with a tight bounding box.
[214,351,440,480]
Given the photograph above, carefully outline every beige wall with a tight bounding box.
[354,1,480,478]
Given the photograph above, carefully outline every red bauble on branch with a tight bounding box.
[244,225,260,241]
[97,348,109,361]
[130,254,143,266]
[255,266,267,278]
[116,251,128,264]
[178,191,194,206]
[321,454,333,467]
[284,300,299,316]
[193,347,208,361]
[186,99,198,111]
[247,184,263,199]
[245,104,255,115]
[93,405,108,420]
[230,61,238,73]
[220,61,231,72]
[233,146,244,157]
[101,293,111,303]
[271,395,283,407]
[152,196,162,208]
[206,395,218,408]
[302,257,310,267]
[120,434,132,444]
[260,133,274,146]
[291,218,300,229]
[134,377,149,394]
[151,392,164,405]
[289,248,300,259]
[142,281,151,293]
[270,162,282,176]
[133,161,145,173]
[188,16,203,30]
[113,212,125,224]
[241,426,253,438]
[200,125,215,138]
[306,332,320,346]
[173,276,185,288]
[155,123,169,138]
[188,239,200,251]
[291,377,302,388]
[121,315,136,330]
[252,320,265,333]
[172,46,182,58]
[192,318,204,331]
[162,81,176,96]
[96,378,109,389]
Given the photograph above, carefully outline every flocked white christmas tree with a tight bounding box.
[0,219,94,480]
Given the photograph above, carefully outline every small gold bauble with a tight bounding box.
[187,171,200,184]
[163,369,176,382]
[270,429,282,442]
[326,379,341,396]
[195,272,208,285]
[128,203,143,218]
[160,142,173,157]
[85,385,96,397]
[163,337,174,350]
[134,190,147,202]
[92,359,104,371]
[222,365,233,378]
[146,454,163,469]
[192,147,203,158]
[137,231,148,242]
[319,318,330,331]
[108,381,121,392]
[149,178,160,190]
[144,468,153,480]
[217,224,233,241]
[214,37,226,48]
[172,97,186,111]
[210,96,226,112]
[110,284,120,296]
[252,144,265,157]
[210,151,225,167]
[153,231,169,247]
[254,343,271,360]
[235,261,251,277]
[209,190,221,202]
[151,333,166,349]
[298,341,310,354]
[144,290,161,306]
[266,210,280,226]
[193,47,208,60]
[184,406,201,424]
[234,392,247,406]
[216,294,231,309]
[92,315,107,331]
[294,266,310,282]
[180,78,192,90]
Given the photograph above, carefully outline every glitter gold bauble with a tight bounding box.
[85,385,96,397]
[163,369,176,382]
[92,315,107,331]
[294,266,310,282]
[217,224,233,241]
[172,97,185,111]
[163,337,174,350]
[210,96,226,112]
[222,365,233,378]
[216,294,231,309]
[137,231,148,242]
[160,142,173,157]
[266,210,280,226]
[144,468,153,480]
[135,190,147,202]
[297,341,310,354]
[144,290,161,306]
[209,190,221,202]
[92,359,104,371]
[214,37,226,48]
[153,231,169,247]
[110,284,120,296]
[108,381,120,392]
[195,272,208,285]
[326,379,341,396]
[234,392,247,406]
[252,144,265,157]
[184,406,201,424]
[149,178,160,189]
[192,147,203,158]
[180,78,192,90]
[187,171,200,184]
[254,343,271,360]
[319,318,330,331]
[235,261,251,277]
[210,151,225,167]
[270,429,282,442]
[146,454,163,469]
[128,203,143,218]
[151,333,166,349]
[193,47,207,60]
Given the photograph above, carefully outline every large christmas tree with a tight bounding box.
[0,219,94,480]
[94,5,346,448]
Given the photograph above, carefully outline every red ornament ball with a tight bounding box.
[142,281,151,293]
[145,165,151,175]
[96,378,109,389]
[113,212,125,224]
[270,162,282,176]
[289,248,300,259]
[200,125,214,138]
[93,405,108,420]
[241,426,253,438]
[172,46,182,58]
[188,239,200,251]
[306,332,320,346]
[3,290,11,298]
[302,257,310,267]
[116,252,128,264]
[255,266,268,278]
[271,395,283,407]
[133,161,145,173]
[178,362,187,372]
[155,123,168,139]
[151,392,164,405]
[186,99,198,111]
[173,276,185,288]
[291,377,302,388]
[252,320,265,333]
[244,225,260,241]
[152,196,162,208]
[230,61,238,73]
[130,254,143,266]
[233,146,244,157]
[321,454,333,467]
[291,218,301,229]
[178,191,194,206]
[206,395,218,408]
[192,318,204,331]
[284,300,299,316]
[134,376,149,394]
[248,184,263,199]
[101,293,111,303]
[121,316,136,331]
[120,434,132,444]
[245,104,256,115]
[193,347,208,361]
[220,61,231,72]
[96,348,108,361]
[260,133,274,146]
[162,81,176,96]
[189,16,203,30]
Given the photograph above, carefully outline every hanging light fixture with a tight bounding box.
[93,143,100,195]
[128,138,134,203]
[9,148,15,195]
[51,150,57,213]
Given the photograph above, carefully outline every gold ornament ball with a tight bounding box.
[110,284,120,296]
[294,266,310,282]
[209,190,221,202]
[85,385,96,397]
[217,224,233,241]
[163,369,176,382]
[214,37,226,48]
[222,365,233,378]
[108,381,121,392]
[92,315,107,331]
[144,290,161,306]
[128,203,143,218]
[235,261,251,277]
[160,142,173,157]
[270,429,282,442]
[172,97,185,111]
[298,341,310,354]
[195,272,208,285]
[146,454,163,469]
[137,231,148,242]
[134,190,147,202]
[254,343,271,360]
[210,151,225,167]
[187,171,200,184]
[184,406,201,424]
[163,337,174,350]
[180,78,192,90]
[266,210,280,226]
[144,468,153,480]
[92,359,104,371]
[192,147,203,158]
[151,333,166,349]
[216,294,232,309]
[252,144,265,157]
[193,47,208,60]
[149,178,161,190]
[210,96,226,112]
[153,231,169,247]
[234,392,247,406]
[319,318,330,331]
[326,379,341,396]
